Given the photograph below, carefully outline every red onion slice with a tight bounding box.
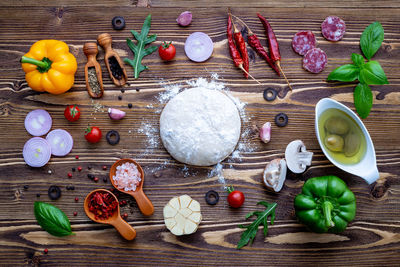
[184,32,213,62]
[46,129,73,156]
[23,137,51,167]
[24,109,52,136]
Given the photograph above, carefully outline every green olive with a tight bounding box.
[344,132,361,157]
[324,116,350,135]
[325,134,344,152]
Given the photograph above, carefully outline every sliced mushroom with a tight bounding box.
[263,158,287,192]
[285,140,313,173]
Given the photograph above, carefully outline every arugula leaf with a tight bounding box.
[354,83,373,119]
[237,201,277,249]
[351,53,365,67]
[360,21,384,60]
[359,60,388,85]
[34,202,73,237]
[124,14,157,79]
[327,64,360,82]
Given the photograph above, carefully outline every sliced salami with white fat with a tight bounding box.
[303,48,327,73]
[321,16,346,41]
[292,31,316,55]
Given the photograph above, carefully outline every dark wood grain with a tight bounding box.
[0,1,399,266]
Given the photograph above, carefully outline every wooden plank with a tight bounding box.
[0,2,399,266]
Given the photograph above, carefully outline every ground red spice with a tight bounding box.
[88,192,118,220]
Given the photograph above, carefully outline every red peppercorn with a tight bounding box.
[75,197,79,202]
[44,248,48,254]
[102,165,107,170]
[75,155,79,159]
[73,211,77,216]
[67,173,72,178]
[77,166,82,172]
[94,177,99,182]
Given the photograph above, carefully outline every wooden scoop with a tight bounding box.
[84,189,136,240]
[83,42,104,98]
[110,159,154,216]
[97,33,128,86]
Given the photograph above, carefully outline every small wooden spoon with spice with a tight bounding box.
[83,42,104,98]
[110,158,154,216]
[97,33,128,86]
[84,189,136,240]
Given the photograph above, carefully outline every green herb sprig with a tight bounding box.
[34,201,74,237]
[124,14,157,79]
[327,22,388,118]
[237,201,277,249]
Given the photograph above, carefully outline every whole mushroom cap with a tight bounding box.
[285,140,313,173]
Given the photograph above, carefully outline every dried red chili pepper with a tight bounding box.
[231,20,249,78]
[88,191,118,220]
[231,14,280,76]
[257,13,293,90]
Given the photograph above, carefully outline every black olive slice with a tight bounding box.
[106,130,120,145]
[205,190,219,205]
[263,88,277,101]
[275,113,289,127]
[112,16,126,30]
[48,185,61,200]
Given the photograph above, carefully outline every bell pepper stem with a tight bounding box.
[20,56,48,69]
[322,201,335,228]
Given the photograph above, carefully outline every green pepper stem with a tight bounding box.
[20,56,48,69]
[322,201,335,228]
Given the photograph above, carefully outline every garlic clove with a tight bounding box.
[259,122,271,143]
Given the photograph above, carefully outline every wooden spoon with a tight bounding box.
[110,159,154,216]
[84,189,136,240]
[97,33,128,86]
[83,42,104,98]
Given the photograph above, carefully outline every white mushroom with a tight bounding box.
[285,140,313,173]
[263,158,287,192]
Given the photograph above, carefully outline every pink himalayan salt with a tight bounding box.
[113,162,142,191]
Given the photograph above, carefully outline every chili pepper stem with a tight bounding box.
[322,201,335,228]
[239,65,262,85]
[275,61,293,91]
[230,14,254,35]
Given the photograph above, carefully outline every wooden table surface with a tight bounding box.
[0,0,399,266]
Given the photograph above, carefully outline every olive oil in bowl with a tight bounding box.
[318,108,366,165]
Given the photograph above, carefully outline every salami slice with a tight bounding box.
[321,16,346,41]
[292,31,316,55]
[303,48,327,73]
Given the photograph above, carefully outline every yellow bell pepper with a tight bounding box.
[21,40,77,95]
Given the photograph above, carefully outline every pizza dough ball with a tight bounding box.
[160,87,241,166]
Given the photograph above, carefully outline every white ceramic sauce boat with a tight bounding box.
[315,98,379,184]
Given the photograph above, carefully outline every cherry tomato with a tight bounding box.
[158,42,176,61]
[226,186,245,208]
[64,105,81,122]
[85,126,102,143]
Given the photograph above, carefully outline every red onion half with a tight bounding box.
[24,109,52,136]
[23,137,51,167]
[184,32,213,62]
[46,129,73,156]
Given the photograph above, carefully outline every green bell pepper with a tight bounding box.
[294,175,356,233]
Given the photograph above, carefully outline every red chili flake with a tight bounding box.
[88,191,118,220]
[75,155,79,159]
[123,213,128,219]
[94,177,99,183]
[44,248,48,254]
[77,166,82,172]
[122,200,127,205]
[67,173,72,178]
[73,211,77,216]
[75,197,79,202]
[102,165,107,170]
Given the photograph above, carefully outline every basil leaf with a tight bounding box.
[327,64,360,82]
[360,22,384,60]
[351,53,365,67]
[34,201,73,237]
[354,83,373,119]
[359,60,388,85]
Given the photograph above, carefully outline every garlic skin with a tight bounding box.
[259,122,271,143]
[108,108,126,120]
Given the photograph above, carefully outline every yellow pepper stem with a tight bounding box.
[21,56,52,73]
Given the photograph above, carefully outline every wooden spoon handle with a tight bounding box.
[133,189,154,216]
[111,216,137,240]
